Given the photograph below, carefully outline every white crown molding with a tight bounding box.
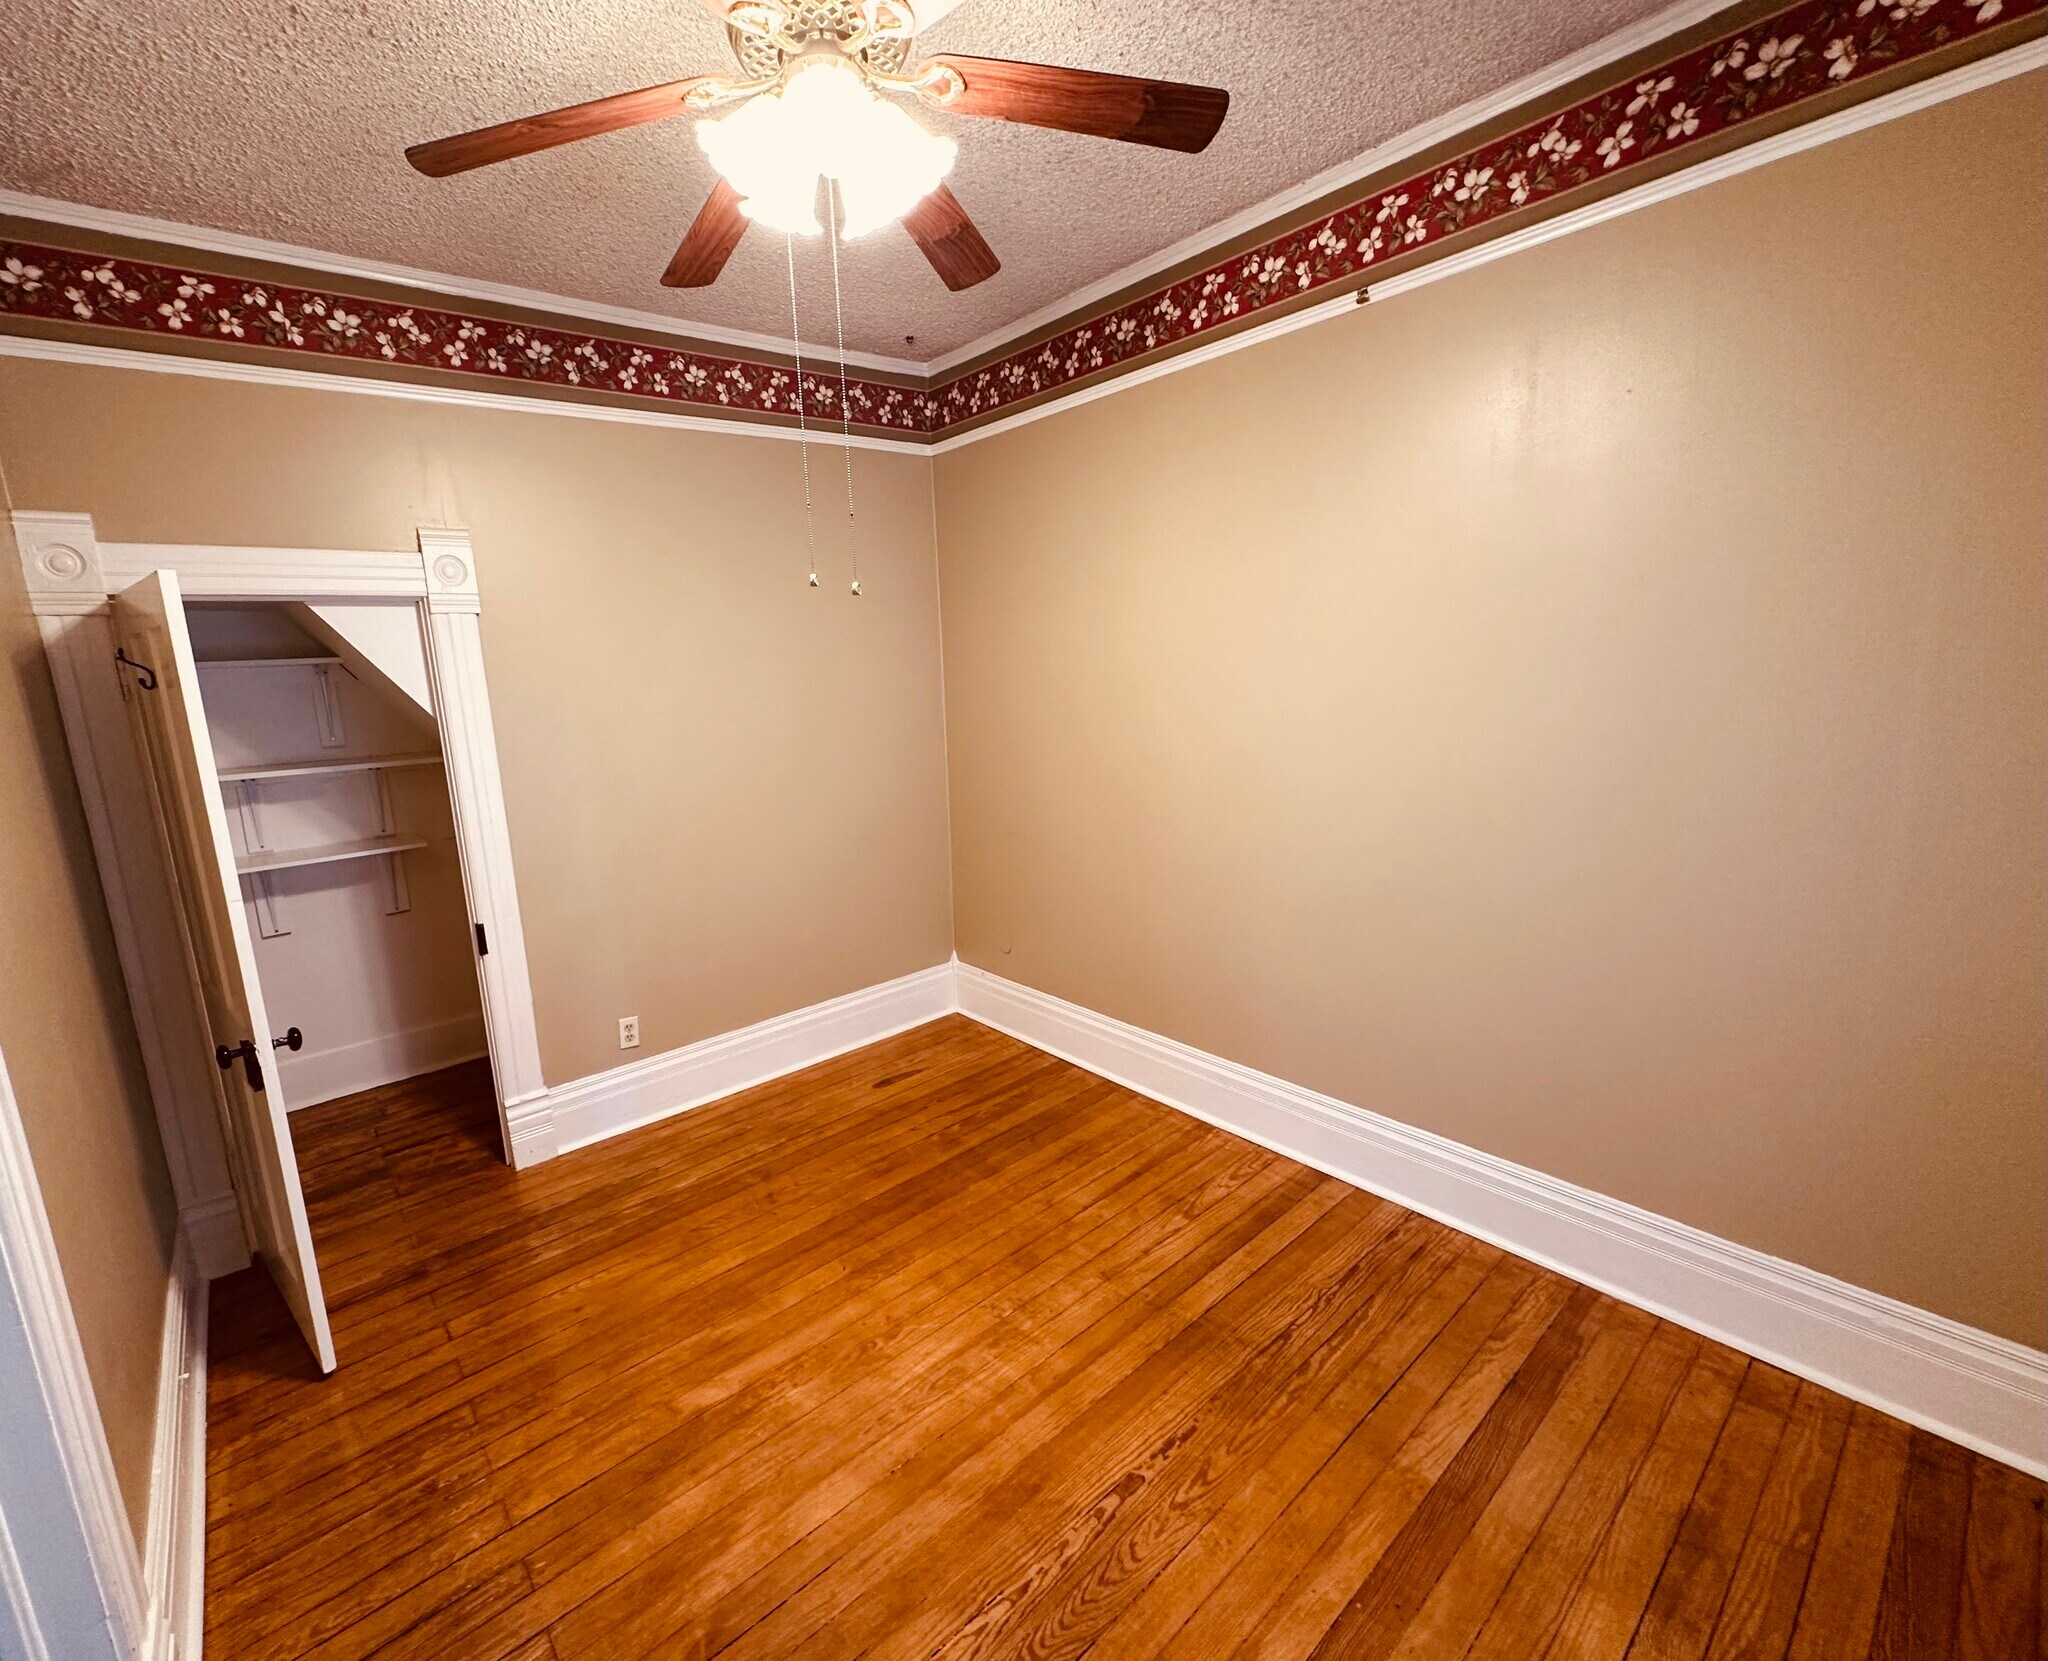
[546,962,956,1153]
[0,335,933,457]
[140,1244,206,1661]
[0,187,925,379]
[954,962,2048,1479]
[930,37,2047,455]
[922,0,1738,377]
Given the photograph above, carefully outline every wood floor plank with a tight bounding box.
[1699,1380,1853,1661]
[307,1150,1331,1660]
[1230,1267,1576,1661]
[1621,1362,1802,1660]
[1067,1238,1502,1661]
[1867,1430,1973,1661]
[1535,1341,1749,1661]
[1955,1455,2045,1661]
[1461,1320,1701,1661]
[197,1022,2036,1661]
[1152,1252,1534,1661]
[1780,1406,1913,1661]
[911,1225,1471,1661]
[1378,1300,1658,1661]
[1304,1283,1603,1656]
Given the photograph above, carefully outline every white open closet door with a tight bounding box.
[113,570,336,1373]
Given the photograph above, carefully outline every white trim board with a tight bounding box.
[0,1044,140,1661]
[929,37,2048,455]
[0,188,924,379]
[547,963,956,1153]
[140,1246,206,1661]
[278,1014,488,1111]
[178,1196,249,1284]
[0,336,932,458]
[953,961,2048,1479]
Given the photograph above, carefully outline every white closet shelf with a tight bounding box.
[196,655,343,668]
[216,753,442,783]
[235,835,428,876]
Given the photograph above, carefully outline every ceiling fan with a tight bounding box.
[406,0,1230,294]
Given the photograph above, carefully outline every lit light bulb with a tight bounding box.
[696,54,956,240]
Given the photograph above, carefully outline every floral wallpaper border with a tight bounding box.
[0,248,937,434]
[0,0,2032,443]
[926,0,2036,430]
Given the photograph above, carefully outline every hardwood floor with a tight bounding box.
[206,1016,2043,1660]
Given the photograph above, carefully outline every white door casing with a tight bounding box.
[12,516,558,1286]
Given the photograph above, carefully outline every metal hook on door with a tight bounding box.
[114,647,159,691]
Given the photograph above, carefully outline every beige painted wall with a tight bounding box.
[0,516,177,1546]
[0,374,956,1087]
[934,74,2047,1347]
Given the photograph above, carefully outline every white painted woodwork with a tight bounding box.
[0,1043,137,1661]
[296,601,436,718]
[234,834,431,875]
[10,512,249,1281]
[215,753,442,782]
[15,516,551,1184]
[111,570,337,1373]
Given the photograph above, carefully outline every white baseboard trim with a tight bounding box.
[955,961,2048,1478]
[278,1014,488,1111]
[141,1244,207,1661]
[177,1196,249,1282]
[547,963,958,1155]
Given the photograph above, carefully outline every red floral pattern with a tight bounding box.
[0,0,2029,440]
[0,248,935,433]
[927,0,2034,429]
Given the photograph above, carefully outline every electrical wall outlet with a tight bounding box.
[618,1015,640,1050]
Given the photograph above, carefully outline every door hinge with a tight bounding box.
[474,923,489,957]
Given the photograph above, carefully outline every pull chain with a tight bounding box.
[784,234,820,588]
[827,179,861,598]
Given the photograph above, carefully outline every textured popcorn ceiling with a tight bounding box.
[0,0,1675,359]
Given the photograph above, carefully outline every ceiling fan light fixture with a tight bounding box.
[695,52,955,241]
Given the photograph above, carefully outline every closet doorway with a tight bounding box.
[16,518,551,1374]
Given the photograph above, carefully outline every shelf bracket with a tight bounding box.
[231,781,290,938]
[312,663,346,749]
[372,767,412,916]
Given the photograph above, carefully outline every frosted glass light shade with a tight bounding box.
[696,56,956,239]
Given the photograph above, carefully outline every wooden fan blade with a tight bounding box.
[924,55,1228,153]
[902,185,1000,292]
[407,77,714,177]
[662,179,748,287]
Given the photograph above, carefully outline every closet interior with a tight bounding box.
[187,601,485,1113]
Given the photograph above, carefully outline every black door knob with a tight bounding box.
[214,1039,264,1091]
